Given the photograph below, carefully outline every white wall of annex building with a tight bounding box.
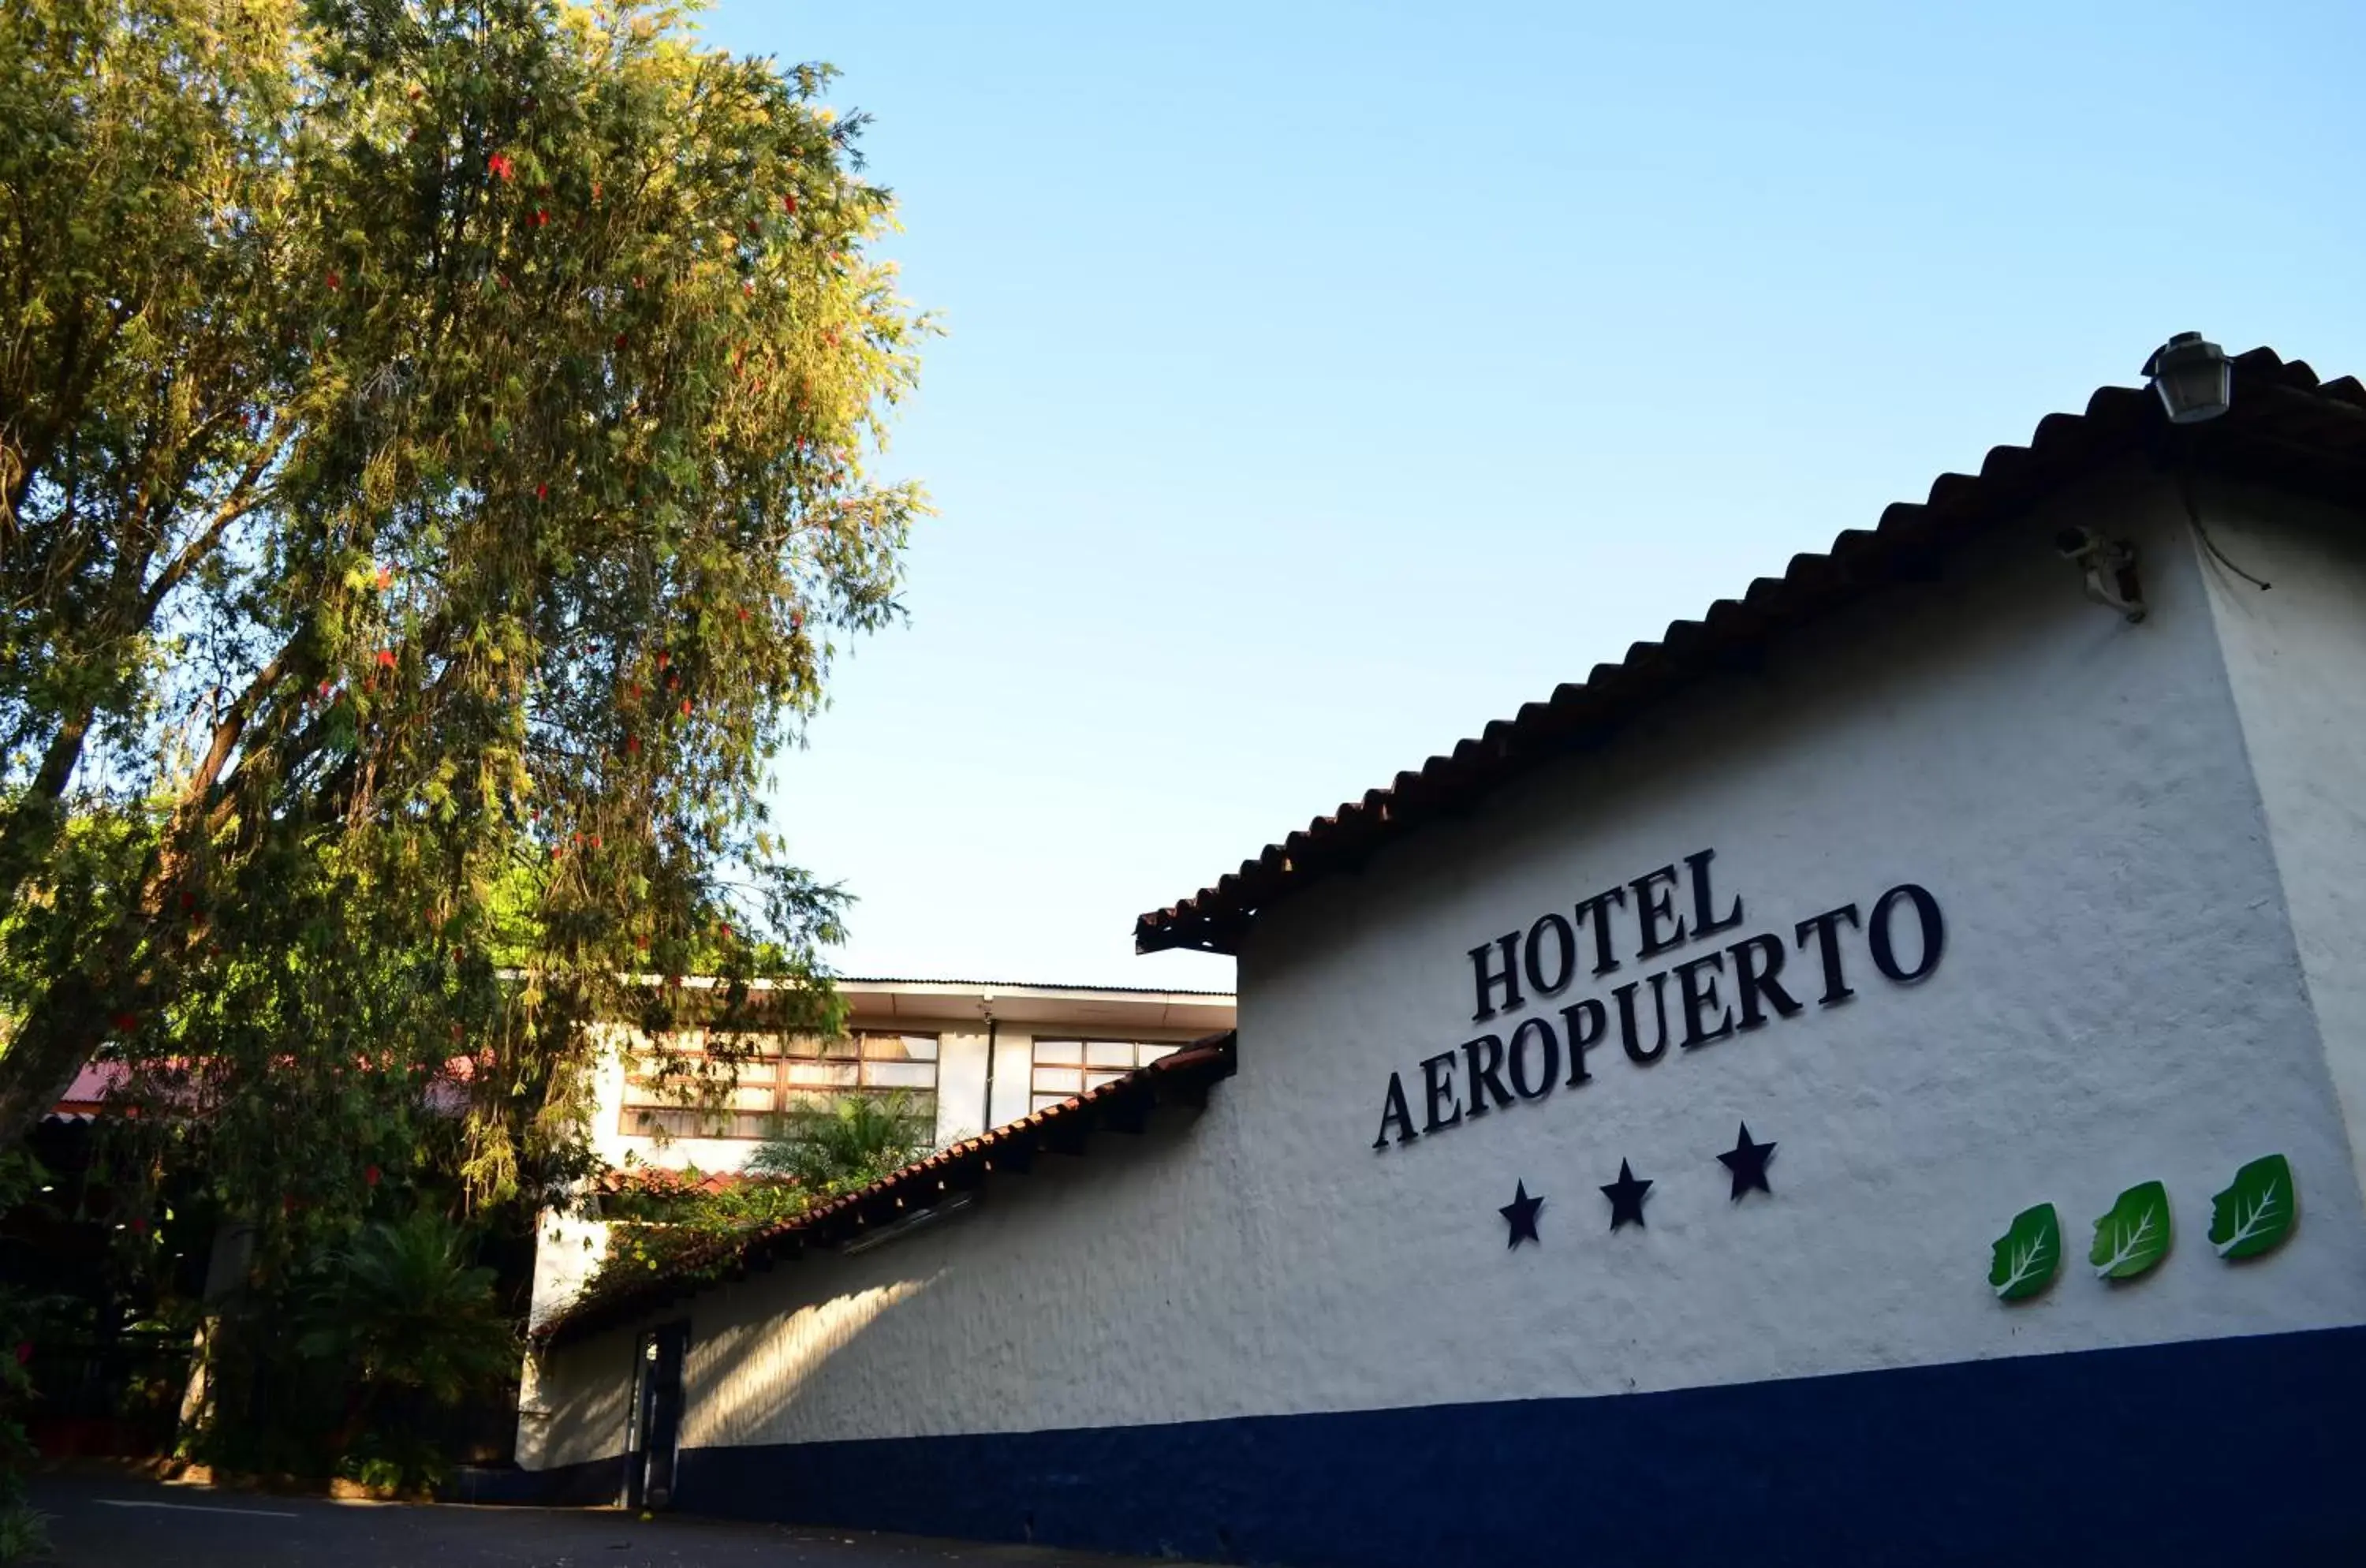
[2195,480,2366,1206]
[524,468,2366,1467]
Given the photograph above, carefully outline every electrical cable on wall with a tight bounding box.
[2175,465,2271,592]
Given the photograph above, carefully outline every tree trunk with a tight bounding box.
[0,708,93,909]
[0,968,124,1152]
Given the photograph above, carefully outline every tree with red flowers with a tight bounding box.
[0,0,927,1233]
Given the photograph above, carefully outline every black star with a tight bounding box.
[1600,1159,1651,1231]
[1718,1122,1777,1200]
[1498,1181,1544,1249]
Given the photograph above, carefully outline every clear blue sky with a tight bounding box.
[698,0,2364,992]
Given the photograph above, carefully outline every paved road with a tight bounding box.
[32,1475,1211,1568]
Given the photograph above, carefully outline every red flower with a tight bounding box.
[12,1342,28,1366]
[375,648,397,669]
[717,921,732,939]
[655,651,669,670]
[375,565,392,590]
[679,698,692,716]
[614,332,627,349]
[534,208,549,227]
[625,735,640,755]
[326,271,341,290]
[536,482,548,501]
[364,1165,381,1187]
[131,1217,147,1236]
[487,151,514,181]
[782,193,797,214]
[110,1011,138,1033]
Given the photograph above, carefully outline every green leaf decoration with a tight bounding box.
[2208,1154,2297,1260]
[2089,1181,2173,1280]
[1988,1203,2062,1301]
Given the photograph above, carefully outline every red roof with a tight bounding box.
[537,1032,1239,1345]
[45,1063,127,1124]
[1136,347,2366,956]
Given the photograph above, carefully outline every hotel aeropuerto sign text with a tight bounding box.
[1371,848,1943,1149]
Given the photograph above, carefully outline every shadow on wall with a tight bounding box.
[684,1268,946,1454]
[518,1318,636,1477]
[674,1119,1228,1467]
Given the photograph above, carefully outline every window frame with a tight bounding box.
[621,1029,941,1140]
[1024,1037,1181,1116]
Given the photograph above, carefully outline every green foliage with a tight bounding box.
[747,1088,931,1194]
[573,1167,808,1316]
[297,1211,517,1409]
[0,0,928,1313]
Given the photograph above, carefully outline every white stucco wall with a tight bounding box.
[528,1211,613,1334]
[525,465,2366,1465]
[2192,479,2366,1208]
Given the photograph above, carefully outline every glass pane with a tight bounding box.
[786,1062,860,1088]
[707,1035,769,1065]
[1032,1066,1082,1094]
[1032,1039,1083,1067]
[726,1061,776,1085]
[780,1090,835,1114]
[728,1085,775,1111]
[821,1036,860,1060]
[1084,1070,1130,1091]
[862,1032,939,1062]
[782,1036,824,1058]
[1138,1043,1178,1063]
[1030,1093,1067,1115]
[865,1060,936,1089]
[730,1112,770,1139]
[1084,1041,1137,1068]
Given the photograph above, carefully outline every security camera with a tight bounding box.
[2054,527,2145,622]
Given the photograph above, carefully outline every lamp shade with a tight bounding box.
[2144,332,2231,424]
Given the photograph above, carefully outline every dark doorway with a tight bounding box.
[623,1321,689,1510]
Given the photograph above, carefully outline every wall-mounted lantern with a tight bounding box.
[2144,332,2231,424]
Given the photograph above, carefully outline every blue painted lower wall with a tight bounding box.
[649,1326,2366,1566]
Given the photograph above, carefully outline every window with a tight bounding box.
[1026,1039,1179,1115]
[621,1031,939,1139]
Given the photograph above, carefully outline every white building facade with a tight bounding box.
[526,979,1233,1331]
[515,346,2366,1566]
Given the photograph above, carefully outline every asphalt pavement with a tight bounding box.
[31,1474,1213,1568]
